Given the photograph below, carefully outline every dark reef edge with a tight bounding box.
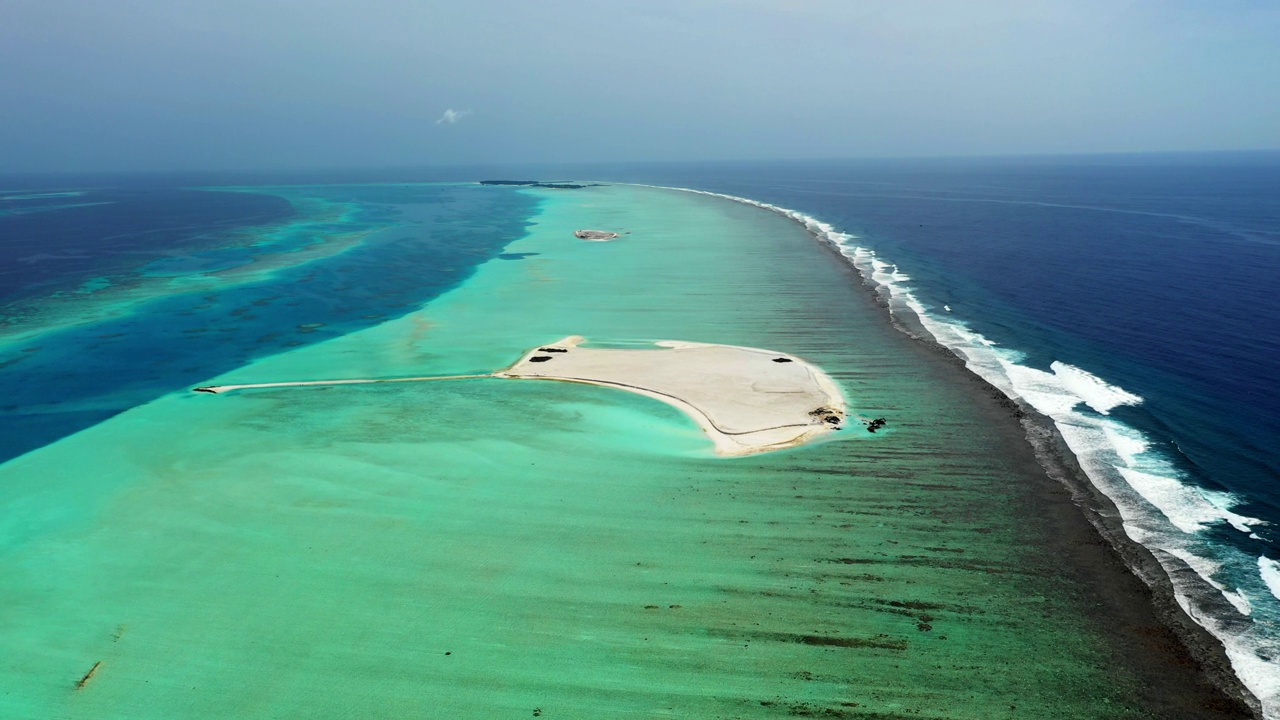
[805,225,1262,718]
[635,178,1264,717]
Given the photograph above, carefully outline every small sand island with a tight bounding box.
[501,337,845,455]
[574,229,621,241]
[194,336,847,456]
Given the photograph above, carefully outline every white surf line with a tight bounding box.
[193,373,493,394]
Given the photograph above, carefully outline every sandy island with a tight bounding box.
[194,336,846,456]
[499,336,845,455]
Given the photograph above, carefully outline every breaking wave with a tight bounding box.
[655,184,1280,718]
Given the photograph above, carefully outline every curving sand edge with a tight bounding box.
[498,336,847,456]
[195,336,847,457]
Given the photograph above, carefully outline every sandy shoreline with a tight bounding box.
[499,336,846,456]
[195,335,848,457]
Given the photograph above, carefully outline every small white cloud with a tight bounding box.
[436,108,471,125]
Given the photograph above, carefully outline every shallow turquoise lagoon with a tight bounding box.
[0,185,1226,718]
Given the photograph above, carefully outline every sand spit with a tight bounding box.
[193,336,846,456]
[192,373,490,394]
[499,336,846,456]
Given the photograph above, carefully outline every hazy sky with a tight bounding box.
[3,0,1278,172]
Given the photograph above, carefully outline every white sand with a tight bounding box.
[192,374,489,394]
[499,336,846,456]
[194,337,846,457]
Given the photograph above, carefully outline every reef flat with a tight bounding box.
[0,184,1247,718]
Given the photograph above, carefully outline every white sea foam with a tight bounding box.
[1118,467,1261,535]
[1050,361,1143,415]
[1165,547,1254,615]
[647,183,1280,717]
[1230,590,1255,617]
[1100,421,1150,465]
[1261,557,1280,602]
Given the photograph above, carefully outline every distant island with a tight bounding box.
[574,229,621,241]
[479,180,604,189]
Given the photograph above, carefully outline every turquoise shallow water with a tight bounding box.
[0,185,1246,718]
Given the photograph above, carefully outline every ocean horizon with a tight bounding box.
[1,153,1277,718]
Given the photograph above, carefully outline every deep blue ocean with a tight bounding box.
[2,154,1278,698]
